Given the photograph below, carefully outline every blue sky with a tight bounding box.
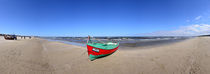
[0,0,210,36]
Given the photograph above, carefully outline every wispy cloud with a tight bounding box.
[138,24,210,36]
[195,16,202,20]
[186,20,190,22]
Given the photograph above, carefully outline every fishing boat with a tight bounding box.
[86,36,119,61]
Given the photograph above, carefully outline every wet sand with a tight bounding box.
[0,36,210,74]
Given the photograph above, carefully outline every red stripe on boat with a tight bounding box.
[87,45,119,56]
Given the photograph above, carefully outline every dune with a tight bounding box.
[0,37,210,74]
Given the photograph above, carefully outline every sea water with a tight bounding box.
[42,36,193,48]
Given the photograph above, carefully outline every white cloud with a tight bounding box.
[195,16,202,20]
[139,24,210,36]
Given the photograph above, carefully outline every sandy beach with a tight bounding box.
[0,36,210,74]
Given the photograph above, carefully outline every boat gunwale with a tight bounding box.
[87,42,119,50]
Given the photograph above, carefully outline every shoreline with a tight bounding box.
[45,39,86,47]
[42,37,191,50]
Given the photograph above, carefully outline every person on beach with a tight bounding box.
[87,35,91,43]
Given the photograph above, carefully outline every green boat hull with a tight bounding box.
[89,53,112,61]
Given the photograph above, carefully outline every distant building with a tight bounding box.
[199,35,210,37]
[0,34,5,36]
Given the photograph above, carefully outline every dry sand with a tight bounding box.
[0,36,210,74]
[0,36,5,40]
